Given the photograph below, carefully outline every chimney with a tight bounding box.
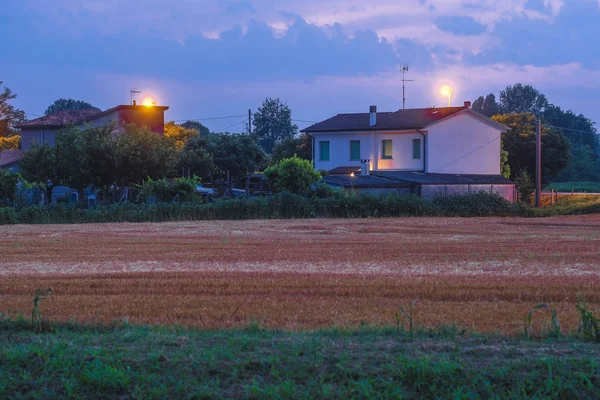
[369,105,377,127]
[464,101,472,108]
[360,159,371,176]
[132,100,137,106]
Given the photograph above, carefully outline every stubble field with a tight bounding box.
[1,216,599,334]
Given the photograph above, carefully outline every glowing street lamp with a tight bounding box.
[142,96,157,107]
[439,85,453,107]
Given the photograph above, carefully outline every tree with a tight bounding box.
[176,135,215,180]
[19,142,57,200]
[264,156,321,195]
[498,84,549,116]
[270,134,312,165]
[0,82,26,138]
[500,140,510,179]
[514,168,534,203]
[44,98,101,115]
[0,170,20,207]
[0,135,20,150]
[253,98,298,152]
[482,94,499,117]
[472,96,485,114]
[554,144,600,182]
[81,125,119,188]
[115,124,176,184]
[493,113,571,181]
[180,120,210,136]
[53,126,90,192]
[164,121,200,151]
[206,133,268,182]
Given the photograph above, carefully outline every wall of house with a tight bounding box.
[311,130,424,173]
[83,110,121,133]
[20,129,57,150]
[312,132,372,172]
[426,112,501,175]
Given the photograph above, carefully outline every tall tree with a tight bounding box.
[180,120,210,136]
[472,96,485,114]
[270,134,312,166]
[498,84,548,116]
[206,133,268,182]
[176,135,215,180]
[543,104,598,154]
[493,113,571,181]
[115,124,176,184]
[253,98,298,152]
[44,98,101,115]
[164,121,200,150]
[19,142,57,200]
[0,82,26,138]
[482,94,499,117]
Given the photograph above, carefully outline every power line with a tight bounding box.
[218,120,248,132]
[544,124,598,135]
[292,119,317,124]
[172,114,247,122]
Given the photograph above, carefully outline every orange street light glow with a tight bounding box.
[142,96,156,107]
[439,85,453,107]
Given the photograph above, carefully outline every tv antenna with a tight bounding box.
[130,90,141,105]
[402,65,414,110]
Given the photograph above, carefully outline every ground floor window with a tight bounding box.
[350,140,360,160]
[320,141,330,161]
[382,140,393,159]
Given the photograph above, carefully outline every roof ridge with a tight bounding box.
[336,111,395,116]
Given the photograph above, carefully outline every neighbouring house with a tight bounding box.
[302,102,516,201]
[15,104,170,151]
[0,150,24,172]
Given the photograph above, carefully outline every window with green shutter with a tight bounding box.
[319,141,330,161]
[382,140,393,159]
[412,138,421,160]
[350,140,360,160]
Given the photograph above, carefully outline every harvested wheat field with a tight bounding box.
[1,216,600,334]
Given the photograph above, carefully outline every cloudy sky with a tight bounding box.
[2,0,599,131]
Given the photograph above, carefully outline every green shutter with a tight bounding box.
[412,139,421,160]
[320,141,330,161]
[350,140,361,160]
[382,140,393,159]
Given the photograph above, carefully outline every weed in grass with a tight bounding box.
[395,300,417,336]
[31,288,52,333]
[576,299,600,342]
[523,304,561,339]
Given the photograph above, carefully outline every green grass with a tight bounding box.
[1,319,600,399]
[547,182,600,193]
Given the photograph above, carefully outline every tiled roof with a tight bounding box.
[15,110,101,129]
[0,150,24,167]
[372,171,513,185]
[328,166,361,175]
[323,175,413,188]
[303,107,469,133]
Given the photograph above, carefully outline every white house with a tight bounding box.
[302,102,516,201]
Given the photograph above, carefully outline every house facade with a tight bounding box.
[15,104,169,151]
[303,103,516,201]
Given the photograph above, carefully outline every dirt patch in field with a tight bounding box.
[1,216,599,334]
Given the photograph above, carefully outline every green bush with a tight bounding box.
[0,170,20,207]
[547,182,600,193]
[137,177,201,203]
[0,207,18,224]
[514,169,535,203]
[264,156,321,195]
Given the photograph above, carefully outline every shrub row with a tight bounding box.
[0,192,534,225]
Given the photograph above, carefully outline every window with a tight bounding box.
[319,141,330,161]
[412,138,421,160]
[382,140,393,159]
[350,140,361,160]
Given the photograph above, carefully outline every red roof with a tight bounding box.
[15,110,101,129]
[0,150,24,168]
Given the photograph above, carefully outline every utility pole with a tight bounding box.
[248,109,252,134]
[535,119,542,208]
[402,65,414,110]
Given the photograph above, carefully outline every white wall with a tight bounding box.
[426,112,501,175]
[312,131,424,172]
[312,132,372,172]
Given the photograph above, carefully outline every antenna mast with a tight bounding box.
[130,90,141,105]
[402,65,415,110]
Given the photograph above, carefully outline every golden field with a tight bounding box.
[1,216,599,334]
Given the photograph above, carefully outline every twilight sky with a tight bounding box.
[2,0,599,132]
